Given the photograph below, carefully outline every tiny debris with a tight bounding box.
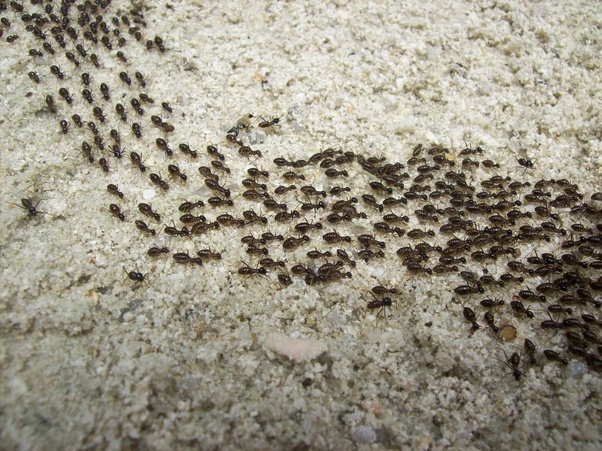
[263,332,327,362]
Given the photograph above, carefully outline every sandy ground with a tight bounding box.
[1,0,602,449]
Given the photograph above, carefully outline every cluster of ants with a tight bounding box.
[6,0,602,380]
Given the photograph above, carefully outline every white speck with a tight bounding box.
[263,332,327,363]
[143,189,156,200]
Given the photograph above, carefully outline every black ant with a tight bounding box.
[502,350,523,381]
[167,164,187,182]
[510,300,535,318]
[372,285,398,296]
[463,307,481,332]
[14,197,44,219]
[109,204,125,221]
[135,220,156,235]
[173,252,203,266]
[197,249,222,260]
[524,339,537,365]
[543,349,568,366]
[59,119,70,134]
[107,184,124,198]
[147,247,170,257]
[258,116,281,129]
[150,173,169,191]
[123,266,146,283]
[367,292,393,319]
[129,152,146,172]
[237,261,268,277]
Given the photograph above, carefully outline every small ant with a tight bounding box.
[167,164,187,181]
[503,350,523,381]
[150,173,169,191]
[543,349,568,366]
[510,300,535,319]
[109,204,125,221]
[135,220,156,235]
[173,252,203,266]
[367,292,393,319]
[147,247,170,257]
[179,143,197,158]
[372,285,398,296]
[59,119,70,134]
[107,184,124,198]
[99,158,109,173]
[463,307,481,332]
[258,116,281,129]
[14,197,44,219]
[197,249,222,260]
[238,261,268,276]
[524,339,537,365]
[123,266,146,283]
[480,297,505,308]
[238,146,262,158]
[307,249,332,259]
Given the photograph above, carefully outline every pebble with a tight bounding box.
[263,332,327,362]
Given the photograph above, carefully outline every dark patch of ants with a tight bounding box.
[4,0,602,379]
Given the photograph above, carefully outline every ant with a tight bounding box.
[463,307,481,332]
[237,261,268,277]
[178,200,204,213]
[14,197,44,219]
[138,203,160,222]
[367,292,393,319]
[323,231,352,244]
[358,249,385,261]
[207,145,225,161]
[482,311,498,333]
[278,274,293,286]
[294,221,323,233]
[283,235,310,250]
[307,249,332,259]
[156,138,173,156]
[510,300,535,318]
[175,143,196,159]
[173,252,203,266]
[515,156,535,175]
[524,339,537,365]
[372,285,397,296]
[205,179,230,198]
[109,204,125,221]
[164,224,191,237]
[257,116,281,129]
[197,249,222,260]
[147,247,170,257]
[502,350,523,381]
[207,197,234,208]
[107,184,124,198]
[337,249,357,267]
[167,164,187,182]
[247,167,270,179]
[123,267,146,283]
[543,349,568,366]
[243,210,268,225]
[238,146,262,158]
[210,160,230,174]
[150,173,169,191]
[135,220,156,235]
[59,119,70,134]
[480,297,505,308]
